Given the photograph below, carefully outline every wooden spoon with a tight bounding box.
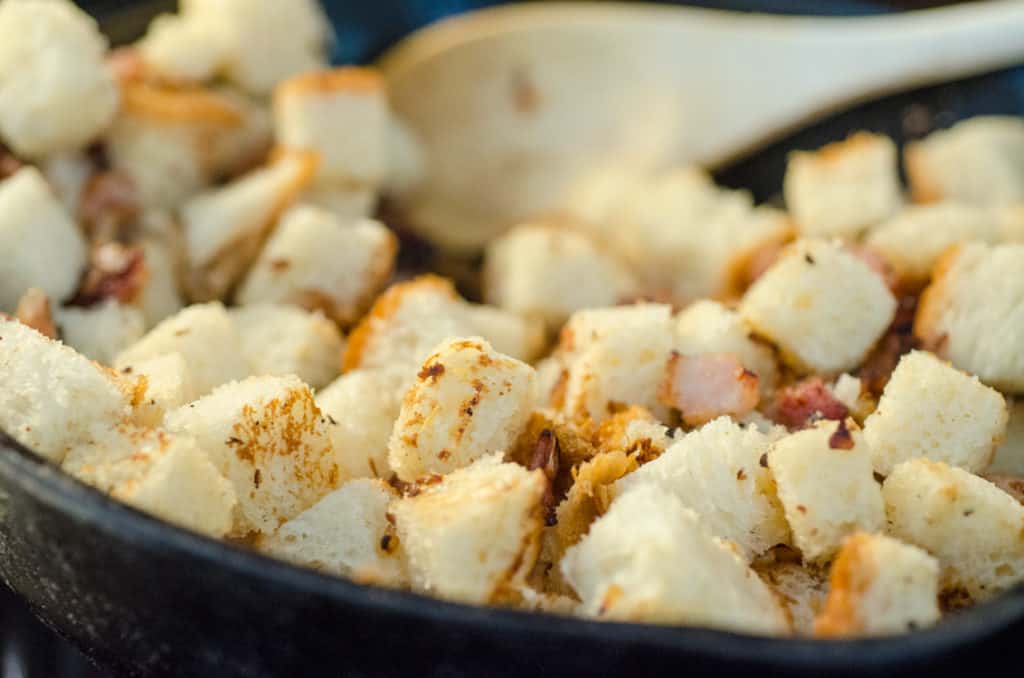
[380,1,1024,252]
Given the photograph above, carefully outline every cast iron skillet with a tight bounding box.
[2,1,1024,676]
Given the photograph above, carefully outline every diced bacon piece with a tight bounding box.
[659,352,760,426]
[773,377,849,430]
[71,242,149,307]
[79,171,141,243]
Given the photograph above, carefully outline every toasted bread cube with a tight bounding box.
[114,302,249,398]
[165,375,339,536]
[483,223,636,329]
[883,459,1024,599]
[784,133,901,238]
[274,68,389,186]
[63,424,236,537]
[561,304,674,422]
[740,239,897,374]
[183,152,316,300]
[754,559,828,637]
[562,484,791,634]
[317,368,407,480]
[0,0,118,157]
[0,167,87,311]
[119,352,195,426]
[462,304,546,364]
[769,421,885,562]
[136,238,184,329]
[815,533,940,638]
[864,351,1007,475]
[990,399,1024,475]
[0,319,131,462]
[385,114,425,198]
[905,116,1024,205]
[300,184,377,221]
[675,300,778,394]
[392,455,545,604]
[40,151,92,214]
[55,301,146,367]
[136,12,230,83]
[615,417,789,559]
[181,0,330,95]
[259,478,406,587]
[388,337,536,482]
[230,304,344,389]
[916,243,1024,392]
[236,205,396,326]
[865,203,1006,284]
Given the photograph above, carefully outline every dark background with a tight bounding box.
[0,1,1000,676]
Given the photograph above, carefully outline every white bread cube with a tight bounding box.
[784,133,901,238]
[136,238,184,329]
[274,68,389,186]
[119,352,195,427]
[0,0,118,157]
[114,302,249,398]
[905,116,1024,205]
[385,114,425,198]
[815,533,940,637]
[615,417,789,559]
[181,0,330,95]
[990,399,1024,476]
[482,222,636,329]
[165,374,340,536]
[40,151,92,215]
[768,421,885,562]
[916,243,1024,392]
[54,301,146,367]
[259,479,406,587]
[0,319,131,462]
[342,275,541,373]
[300,185,377,221]
[388,337,536,482]
[740,239,897,374]
[865,203,1005,284]
[561,304,674,422]
[136,12,230,83]
[236,205,397,326]
[883,459,1024,599]
[183,152,317,300]
[864,350,1008,476]
[0,167,87,311]
[392,454,546,604]
[675,300,778,394]
[317,368,407,479]
[230,304,344,389]
[562,484,791,634]
[63,424,236,538]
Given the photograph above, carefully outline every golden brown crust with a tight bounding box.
[904,142,944,204]
[121,81,244,126]
[814,532,874,637]
[274,67,384,108]
[913,243,962,354]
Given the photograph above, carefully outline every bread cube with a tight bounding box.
[385,114,425,198]
[0,319,131,462]
[675,300,778,394]
[815,532,940,637]
[259,479,406,587]
[183,152,317,300]
[615,417,789,559]
[300,185,377,221]
[883,459,1024,599]
[236,205,396,326]
[562,484,791,634]
[63,424,236,538]
[740,239,897,374]
[274,68,389,186]
[136,12,230,83]
[388,337,536,482]
[561,304,674,422]
[165,374,339,536]
[181,0,330,95]
[863,350,1007,476]
[483,223,635,329]
[0,0,118,157]
[768,421,885,562]
[114,302,249,397]
[461,304,546,364]
[0,167,87,311]
[754,559,828,637]
[40,151,92,215]
[230,304,344,389]
[865,203,1005,284]
[317,368,407,479]
[990,399,1024,475]
[784,133,901,238]
[119,352,195,426]
[392,455,546,604]
[905,116,1024,205]
[136,238,184,329]
[54,301,146,367]
[916,243,1024,392]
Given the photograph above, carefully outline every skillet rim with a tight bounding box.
[3,428,1024,672]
